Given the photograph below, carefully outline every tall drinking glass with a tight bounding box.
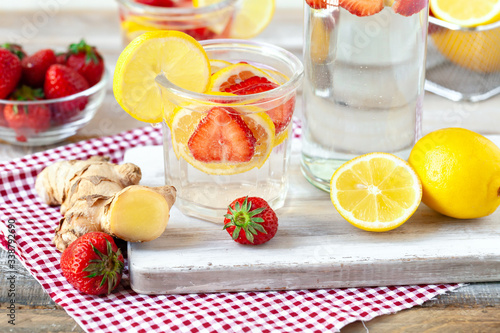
[301,0,429,191]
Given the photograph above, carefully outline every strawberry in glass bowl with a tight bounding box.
[0,40,108,146]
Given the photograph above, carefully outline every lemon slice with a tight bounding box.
[207,62,278,92]
[330,153,422,232]
[231,0,275,38]
[262,68,290,85]
[209,59,232,75]
[430,0,500,27]
[170,105,275,175]
[113,30,211,123]
[165,91,237,128]
[194,0,275,38]
[120,18,159,43]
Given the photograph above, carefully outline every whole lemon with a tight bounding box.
[408,128,500,219]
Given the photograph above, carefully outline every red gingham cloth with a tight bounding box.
[0,125,461,333]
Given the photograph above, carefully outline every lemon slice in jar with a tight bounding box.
[170,105,275,175]
[193,0,275,38]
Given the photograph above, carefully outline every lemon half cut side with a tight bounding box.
[330,152,422,232]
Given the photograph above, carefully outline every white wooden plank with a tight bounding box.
[126,146,500,295]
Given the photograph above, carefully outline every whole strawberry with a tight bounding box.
[223,196,278,245]
[66,39,104,86]
[1,43,27,60]
[0,48,22,99]
[55,52,68,65]
[44,64,89,124]
[4,103,51,134]
[4,85,50,135]
[21,49,57,87]
[60,232,124,295]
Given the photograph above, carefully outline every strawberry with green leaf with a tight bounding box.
[60,232,124,295]
[66,39,104,86]
[3,86,50,137]
[223,196,278,245]
[1,43,27,60]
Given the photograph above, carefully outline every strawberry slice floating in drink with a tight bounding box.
[339,0,384,16]
[188,107,257,163]
[393,0,428,17]
[208,63,295,139]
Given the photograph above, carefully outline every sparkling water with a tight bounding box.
[301,4,428,191]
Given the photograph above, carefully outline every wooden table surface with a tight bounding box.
[1,8,500,333]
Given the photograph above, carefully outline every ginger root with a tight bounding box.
[35,156,176,251]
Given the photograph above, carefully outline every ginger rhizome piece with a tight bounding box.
[35,156,176,251]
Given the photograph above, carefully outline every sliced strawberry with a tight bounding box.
[266,97,295,135]
[305,0,336,10]
[222,76,294,134]
[188,107,256,163]
[21,49,57,88]
[135,0,191,6]
[134,0,175,7]
[183,27,217,41]
[393,0,427,17]
[339,0,384,16]
[222,76,279,95]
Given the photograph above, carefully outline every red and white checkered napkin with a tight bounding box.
[0,125,461,333]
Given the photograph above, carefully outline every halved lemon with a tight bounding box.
[170,105,275,175]
[193,0,275,38]
[113,30,211,123]
[207,62,278,93]
[430,0,500,27]
[330,153,422,232]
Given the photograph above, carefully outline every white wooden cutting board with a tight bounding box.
[124,143,500,295]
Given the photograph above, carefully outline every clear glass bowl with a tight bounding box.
[0,69,108,146]
[426,16,500,102]
[116,0,237,45]
[156,39,304,222]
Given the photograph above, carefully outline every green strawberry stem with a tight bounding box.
[10,86,45,115]
[1,43,25,60]
[69,39,99,65]
[223,196,267,243]
[83,239,124,294]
